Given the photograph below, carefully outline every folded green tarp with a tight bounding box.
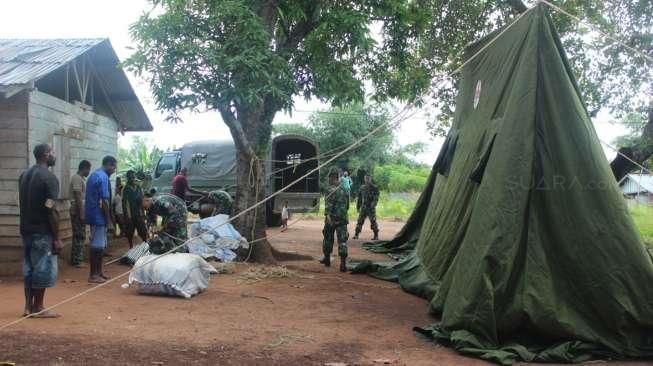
[355,4,653,364]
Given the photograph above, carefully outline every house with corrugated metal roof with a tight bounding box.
[0,38,152,275]
[618,173,653,204]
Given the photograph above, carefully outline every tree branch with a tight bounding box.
[278,2,320,53]
[217,104,255,158]
[257,0,280,36]
[610,104,653,181]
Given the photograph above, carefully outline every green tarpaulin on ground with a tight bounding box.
[355,4,653,365]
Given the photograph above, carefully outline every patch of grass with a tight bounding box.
[302,194,653,250]
[304,192,419,221]
[629,204,653,248]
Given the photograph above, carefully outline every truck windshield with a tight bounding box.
[155,154,177,178]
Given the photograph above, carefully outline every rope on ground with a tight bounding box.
[0,9,532,332]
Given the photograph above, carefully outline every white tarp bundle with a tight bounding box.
[128,253,218,298]
[188,214,249,262]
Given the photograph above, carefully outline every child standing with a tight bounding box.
[281,200,289,232]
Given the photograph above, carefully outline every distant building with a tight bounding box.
[618,173,653,204]
[0,39,152,275]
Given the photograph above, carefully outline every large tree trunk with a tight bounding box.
[234,146,275,263]
[610,106,653,181]
[218,105,276,264]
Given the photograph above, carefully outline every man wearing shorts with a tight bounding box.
[19,143,63,318]
[85,156,117,283]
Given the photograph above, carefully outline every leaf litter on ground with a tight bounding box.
[237,265,314,284]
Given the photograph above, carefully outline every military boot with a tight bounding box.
[372,231,379,241]
[319,256,331,267]
[339,256,347,272]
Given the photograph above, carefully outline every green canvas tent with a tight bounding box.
[355,4,653,364]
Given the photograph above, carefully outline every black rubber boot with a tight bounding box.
[319,256,331,267]
[340,257,347,272]
[372,231,379,241]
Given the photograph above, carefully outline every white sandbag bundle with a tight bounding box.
[128,253,218,298]
[188,214,249,262]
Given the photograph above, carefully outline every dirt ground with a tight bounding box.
[0,220,650,366]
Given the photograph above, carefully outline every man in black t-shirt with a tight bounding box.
[19,143,62,318]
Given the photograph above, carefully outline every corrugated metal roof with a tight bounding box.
[0,38,104,85]
[619,174,653,195]
[0,38,152,131]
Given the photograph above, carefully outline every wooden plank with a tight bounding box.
[0,157,27,170]
[0,205,19,215]
[0,180,18,191]
[0,235,22,247]
[0,191,18,205]
[0,225,19,237]
[0,117,27,129]
[0,215,19,225]
[0,129,27,143]
[0,143,27,158]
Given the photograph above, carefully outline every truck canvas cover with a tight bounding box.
[181,140,236,185]
[356,4,653,364]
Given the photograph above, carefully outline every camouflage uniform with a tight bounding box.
[208,190,233,216]
[323,185,349,258]
[147,194,188,254]
[355,182,380,237]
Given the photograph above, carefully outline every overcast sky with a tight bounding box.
[0,0,629,163]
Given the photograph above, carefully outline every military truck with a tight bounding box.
[151,135,320,224]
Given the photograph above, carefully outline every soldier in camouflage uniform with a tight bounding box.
[207,190,233,216]
[321,171,350,272]
[353,174,380,240]
[142,193,189,255]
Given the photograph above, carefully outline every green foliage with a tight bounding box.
[310,104,394,171]
[125,0,439,120]
[272,123,313,138]
[374,164,430,192]
[414,0,652,136]
[274,103,396,174]
[117,136,163,177]
[311,191,419,221]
